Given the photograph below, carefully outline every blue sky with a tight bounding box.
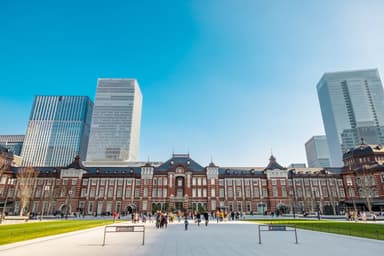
[1,0,384,167]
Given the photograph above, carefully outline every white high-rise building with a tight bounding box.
[317,69,384,167]
[86,79,142,162]
[305,136,330,168]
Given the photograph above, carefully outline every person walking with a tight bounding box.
[196,212,201,226]
[203,212,209,226]
[184,216,189,231]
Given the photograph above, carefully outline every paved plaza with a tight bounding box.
[0,220,383,256]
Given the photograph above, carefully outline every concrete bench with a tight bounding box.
[2,216,29,224]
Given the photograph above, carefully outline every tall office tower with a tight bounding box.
[21,96,93,167]
[317,69,384,166]
[0,135,25,155]
[86,79,142,162]
[305,136,331,168]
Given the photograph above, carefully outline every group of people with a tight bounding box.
[345,211,377,221]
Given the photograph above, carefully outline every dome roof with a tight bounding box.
[264,155,286,170]
[343,138,384,159]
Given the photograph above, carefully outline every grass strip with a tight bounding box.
[0,219,123,245]
[249,219,384,240]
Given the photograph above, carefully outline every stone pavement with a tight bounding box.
[0,220,383,256]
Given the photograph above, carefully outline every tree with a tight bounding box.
[16,167,39,216]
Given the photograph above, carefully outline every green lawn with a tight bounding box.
[249,219,384,240]
[0,219,122,245]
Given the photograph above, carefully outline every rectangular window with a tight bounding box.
[100,179,106,186]
[135,179,141,186]
[118,179,123,185]
[163,188,167,197]
[164,178,168,186]
[236,187,242,197]
[323,188,328,197]
[340,190,345,198]
[135,189,140,197]
[219,179,224,186]
[108,187,114,198]
[109,179,114,185]
[192,189,196,197]
[236,179,241,186]
[262,188,268,197]
[198,177,202,186]
[227,179,232,185]
[280,179,286,186]
[245,187,250,197]
[126,179,132,185]
[346,176,353,186]
[211,188,215,197]
[81,189,87,197]
[71,179,77,185]
[198,188,202,197]
[271,179,277,185]
[114,187,121,197]
[203,178,207,185]
[35,188,42,198]
[253,187,259,197]
[158,178,162,185]
[253,179,259,185]
[82,179,88,186]
[152,189,157,197]
[98,187,105,198]
[281,187,287,197]
[192,178,196,185]
[219,188,224,197]
[0,176,7,184]
[338,179,343,186]
[273,187,278,197]
[244,179,250,185]
[211,179,215,185]
[143,188,148,197]
[228,187,233,197]
[126,187,132,197]
[90,188,96,198]
[261,180,267,186]
[203,189,207,197]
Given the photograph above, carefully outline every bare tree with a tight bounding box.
[16,167,39,216]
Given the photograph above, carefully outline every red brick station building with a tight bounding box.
[1,142,384,217]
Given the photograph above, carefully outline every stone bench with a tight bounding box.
[1,216,29,224]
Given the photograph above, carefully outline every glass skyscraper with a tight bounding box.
[305,135,330,168]
[21,96,93,167]
[86,79,142,162]
[317,69,384,167]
